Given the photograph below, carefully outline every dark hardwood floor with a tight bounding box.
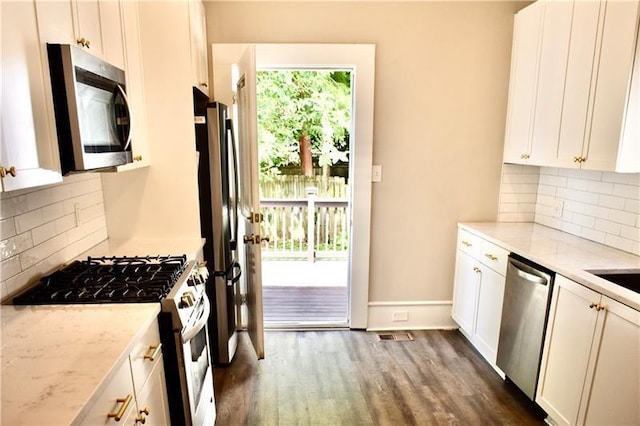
[213,329,547,425]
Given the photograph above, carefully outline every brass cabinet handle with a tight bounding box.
[201,82,208,87]
[589,302,598,309]
[461,240,472,247]
[76,37,90,48]
[0,166,16,178]
[484,253,498,261]
[520,153,530,160]
[133,155,143,162]
[596,304,606,312]
[143,343,162,362]
[573,156,586,164]
[108,394,132,421]
[473,267,481,273]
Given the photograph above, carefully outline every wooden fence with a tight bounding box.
[260,175,348,199]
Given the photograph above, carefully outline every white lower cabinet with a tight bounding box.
[452,228,507,367]
[536,275,640,426]
[78,319,169,425]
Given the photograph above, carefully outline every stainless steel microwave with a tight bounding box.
[47,44,132,174]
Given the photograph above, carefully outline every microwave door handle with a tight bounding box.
[115,84,133,151]
[181,296,211,344]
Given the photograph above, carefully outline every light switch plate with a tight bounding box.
[372,165,382,182]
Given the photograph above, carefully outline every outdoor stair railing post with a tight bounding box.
[305,186,318,263]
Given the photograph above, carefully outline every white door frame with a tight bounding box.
[212,43,375,329]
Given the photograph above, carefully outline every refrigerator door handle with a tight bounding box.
[226,117,240,251]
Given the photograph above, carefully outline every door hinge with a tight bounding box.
[236,293,247,305]
[251,212,263,223]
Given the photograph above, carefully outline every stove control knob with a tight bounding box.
[180,292,195,308]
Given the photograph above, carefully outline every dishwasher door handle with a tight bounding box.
[512,263,548,285]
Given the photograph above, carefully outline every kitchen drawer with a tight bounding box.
[79,358,135,425]
[457,229,481,257]
[477,239,509,275]
[129,319,163,393]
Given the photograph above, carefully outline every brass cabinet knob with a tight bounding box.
[133,155,143,162]
[76,38,90,48]
[0,166,16,178]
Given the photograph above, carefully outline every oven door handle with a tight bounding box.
[181,296,211,344]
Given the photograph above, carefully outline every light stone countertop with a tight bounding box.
[1,303,160,425]
[460,222,640,311]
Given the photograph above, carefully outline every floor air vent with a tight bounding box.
[377,332,414,341]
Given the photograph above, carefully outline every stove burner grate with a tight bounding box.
[13,255,188,305]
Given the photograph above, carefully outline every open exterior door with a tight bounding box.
[234,45,265,359]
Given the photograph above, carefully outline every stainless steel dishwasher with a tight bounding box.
[496,254,555,400]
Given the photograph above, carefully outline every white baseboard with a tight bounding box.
[366,300,457,331]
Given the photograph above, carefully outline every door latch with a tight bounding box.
[243,234,270,244]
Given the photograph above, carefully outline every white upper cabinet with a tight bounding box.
[585,0,640,172]
[504,0,640,173]
[1,1,63,192]
[36,0,125,68]
[190,0,209,96]
[503,1,543,164]
[110,0,150,171]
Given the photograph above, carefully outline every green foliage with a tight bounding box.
[256,70,351,175]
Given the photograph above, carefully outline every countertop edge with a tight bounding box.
[458,222,640,312]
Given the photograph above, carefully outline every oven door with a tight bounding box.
[181,296,216,425]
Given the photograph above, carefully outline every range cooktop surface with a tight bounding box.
[13,255,189,304]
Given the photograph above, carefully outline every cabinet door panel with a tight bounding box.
[580,296,640,426]
[73,0,103,56]
[473,266,505,365]
[584,0,640,171]
[1,1,62,191]
[530,0,573,166]
[452,250,480,337]
[536,275,599,426]
[99,0,125,69]
[557,0,602,168]
[503,1,543,164]
[135,356,171,426]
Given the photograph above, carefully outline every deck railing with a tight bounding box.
[260,188,349,261]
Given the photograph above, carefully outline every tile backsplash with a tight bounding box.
[0,174,108,301]
[498,164,640,256]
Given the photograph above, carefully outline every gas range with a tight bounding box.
[11,254,216,425]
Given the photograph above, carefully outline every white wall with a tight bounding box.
[498,164,640,256]
[205,1,524,314]
[0,174,108,301]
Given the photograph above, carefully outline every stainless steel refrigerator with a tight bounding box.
[194,89,241,364]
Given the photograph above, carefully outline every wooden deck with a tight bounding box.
[263,286,348,325]
[262,260,348,326]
